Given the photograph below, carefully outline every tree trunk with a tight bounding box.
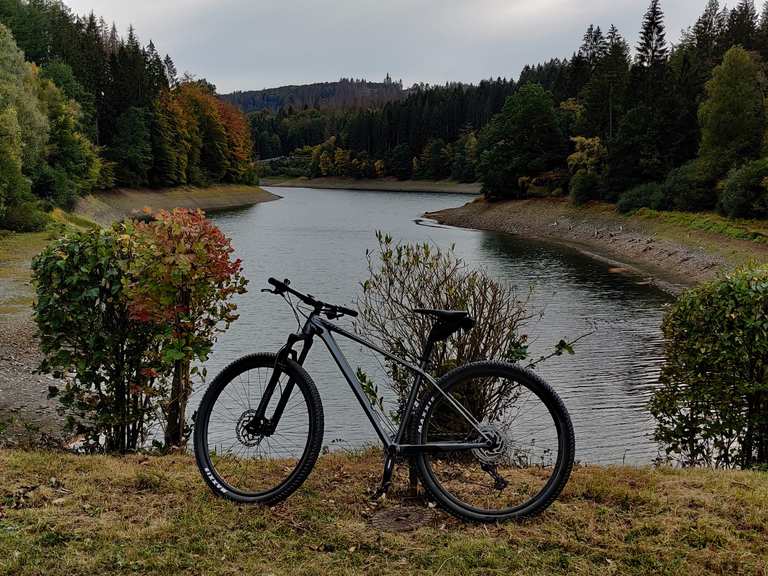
[164,359,190,448]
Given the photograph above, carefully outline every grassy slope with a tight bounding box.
[0,449,766,575]
[75,184,280,226]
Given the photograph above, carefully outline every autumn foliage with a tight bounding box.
[32,209,246,452]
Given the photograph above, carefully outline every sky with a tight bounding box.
[65,0,706,94]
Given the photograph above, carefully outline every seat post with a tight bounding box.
[420,331,438,369]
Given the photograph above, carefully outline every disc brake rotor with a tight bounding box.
[235,409,264,448]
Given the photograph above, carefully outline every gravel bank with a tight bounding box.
[261,176,482,194]
[427,197,768,294]
[0,311,64,447]
[75,184,280,226]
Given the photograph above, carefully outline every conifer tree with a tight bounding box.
[636,0,668,68]
[726,0,758,48]
[164,55,178,88]
[691,0,727,63]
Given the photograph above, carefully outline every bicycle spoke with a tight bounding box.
[204,363,312,495]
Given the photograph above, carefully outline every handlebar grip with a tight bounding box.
[268,277,290,295]
[338,305,358,318]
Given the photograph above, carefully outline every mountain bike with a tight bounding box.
[194,277,575,522]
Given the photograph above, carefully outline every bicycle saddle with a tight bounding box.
[413,309,475,341]
[413,309,471,321]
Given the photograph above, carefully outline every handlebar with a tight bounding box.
[266,277,358,319]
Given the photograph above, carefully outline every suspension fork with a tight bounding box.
[248,330,314,435]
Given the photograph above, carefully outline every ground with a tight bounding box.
[0,449,766,575]
[0,230,64,447]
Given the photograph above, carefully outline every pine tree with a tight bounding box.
[582,25,631,139]
[164,55,178,88]
[579,25,608,70]
[110,107,152,187]
[636,0,668,68]
[691,0,726,62]
[726,0,758,48]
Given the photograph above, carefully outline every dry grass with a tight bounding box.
[74,185,279,226]
[0,449,766,575]
[0,231,55,314]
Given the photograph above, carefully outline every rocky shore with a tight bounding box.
[427,197,768,294]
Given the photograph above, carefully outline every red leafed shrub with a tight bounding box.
[32,209,246,452]
[123,208,248,447]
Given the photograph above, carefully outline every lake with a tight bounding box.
[196,186,671,465]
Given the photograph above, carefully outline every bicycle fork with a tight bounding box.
[245,332,313,437]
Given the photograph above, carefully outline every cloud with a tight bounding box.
[64,0,708,93]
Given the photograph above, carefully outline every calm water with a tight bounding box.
[195,187,671,465]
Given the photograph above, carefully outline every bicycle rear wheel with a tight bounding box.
[193,353,324,504]
[411,361,574,522]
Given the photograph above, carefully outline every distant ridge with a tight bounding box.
[221,75,408,113]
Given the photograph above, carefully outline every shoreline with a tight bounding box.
[261,176,482,195]
[427,197,768,295]
[74,184,280,226]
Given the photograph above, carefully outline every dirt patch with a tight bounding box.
[428,198,768,294]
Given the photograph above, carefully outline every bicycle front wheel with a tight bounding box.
[193,353,324,504]
[412,361,575,522]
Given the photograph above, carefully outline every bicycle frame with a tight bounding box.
[251,311,493,457]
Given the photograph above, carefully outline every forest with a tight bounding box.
[222,76,407,114]
[0,0,256,231]
[255,0,768,219]
[3,0,768,231]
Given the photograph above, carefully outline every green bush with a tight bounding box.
[719,158,768,218]
[0,201,49,231]
[32,210,247,452]
[662,160,716,212]
[617,182,666,213]
[33,227,159,453]
[649,266,768,468]
[569,170,600,205]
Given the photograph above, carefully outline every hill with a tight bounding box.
[221,76,407,113]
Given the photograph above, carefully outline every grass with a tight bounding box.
[0,230,58,313]
[635,209,768,245]
[0,449,766,575]
[0,209,100,314]
[74,184,278,226]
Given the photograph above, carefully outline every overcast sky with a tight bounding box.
[65,0,706,94]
